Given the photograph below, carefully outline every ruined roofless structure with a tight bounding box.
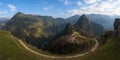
[114,18,120,30]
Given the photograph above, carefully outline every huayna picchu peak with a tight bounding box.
[75,14,105,36]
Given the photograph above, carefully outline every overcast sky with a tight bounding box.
[0,0,120,18]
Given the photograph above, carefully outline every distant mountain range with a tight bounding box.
[0,17,9,21]
[66,14,117,30]
[0,18,9,29]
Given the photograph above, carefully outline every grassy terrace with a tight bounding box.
[0,30,120,60]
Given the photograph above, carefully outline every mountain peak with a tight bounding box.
[13,12,26,18]
[74,14,91,31]
[15,12,24,15]
[82,14,86,16]
[81,14,88,19]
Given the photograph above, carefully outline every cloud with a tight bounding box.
[43,7,49,11]
[64,0,69,5]
[43,5,54,11]
[77,1,82,6]
[65,0,120,17]
[59,0,72,5]
[84,0,97,4]
[8,4,16,11]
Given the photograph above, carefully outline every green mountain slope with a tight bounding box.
[3,12,67,48]
[0,30,40,60]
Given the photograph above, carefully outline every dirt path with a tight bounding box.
[18,40,99,58]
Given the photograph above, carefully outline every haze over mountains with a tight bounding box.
[67,14,117,30]
[0,17,9,29]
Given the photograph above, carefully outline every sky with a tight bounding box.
[0,0,120,18]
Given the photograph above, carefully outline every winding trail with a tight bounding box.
[18,39,99,58]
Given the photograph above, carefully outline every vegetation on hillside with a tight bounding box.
[0,30,42,60]
[3,12,67,48]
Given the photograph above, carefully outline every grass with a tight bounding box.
[0,30,40,60]
[73,31,87,39]
[73,37,120,60]
[0,30,120,60]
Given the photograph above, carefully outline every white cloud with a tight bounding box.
[8,4,16,11]
[64,0,69,5]
[77,1,82,6]
[43,7,49,11]
[59,0,72,5]
[84,0,97,4]
[43,5,54,11]
[65,0,120,17]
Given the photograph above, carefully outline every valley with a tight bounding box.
[0,30,120,60]
[18,37,99,58]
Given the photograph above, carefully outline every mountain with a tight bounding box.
[43,23,95,54]
[0,21,8,29]
[67,14,115,30]
[66,15,80,24]
[75,14,105,36]
[0,17,9,29]
[3,12,67,48]
[42,14,105,54]
[87,14,114,30]
[0,17,9,21]
[3,12,105,51]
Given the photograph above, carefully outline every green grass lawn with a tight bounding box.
[0,30,120,60]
